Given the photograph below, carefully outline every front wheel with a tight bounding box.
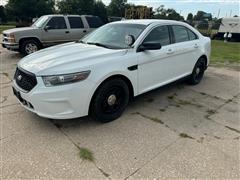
[188,58,206,85]
[20,40,40,55]
[90,78,130,123]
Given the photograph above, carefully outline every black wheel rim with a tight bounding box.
[193,62,204,83]
[101,86,126,114]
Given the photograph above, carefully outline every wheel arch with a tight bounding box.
[19,37,43,48]
[198,54,208,70]
[88,74,135,114]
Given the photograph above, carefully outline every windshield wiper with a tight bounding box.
[86,42,109,48]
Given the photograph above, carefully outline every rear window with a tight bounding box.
[68,17,84,29]
[86,16,103,28]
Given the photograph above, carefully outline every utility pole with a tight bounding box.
[217,9,220,18]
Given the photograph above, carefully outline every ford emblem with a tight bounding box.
[17,75,22,81]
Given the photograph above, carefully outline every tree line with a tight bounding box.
[0,0,229,25]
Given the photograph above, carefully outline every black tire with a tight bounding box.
[188,58,206,85]
[20,39,40,55]
[90,78,130,123]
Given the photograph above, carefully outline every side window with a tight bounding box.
[188,29,198,40]
[86,16,103,28]
[46,17,67,29]
[68,17,84,29]
[143,26,170,46]
[172,25,189,43]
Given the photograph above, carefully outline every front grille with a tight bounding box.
[14,68,37,92]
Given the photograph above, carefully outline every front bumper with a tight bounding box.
[2,42,19,51]
[12,77,95,119]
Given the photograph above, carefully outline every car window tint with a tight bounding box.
[47,17,67,29]
[188,29,198,40]
[143,26,170,46]
[86,16,103,28]
[68,17,84,29]
[172,25,189,43]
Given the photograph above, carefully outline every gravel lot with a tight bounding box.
[0,46,239,179]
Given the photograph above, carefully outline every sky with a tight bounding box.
[102,0,240,18]
[0,0,239,18]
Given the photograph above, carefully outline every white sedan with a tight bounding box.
[12,20,211,122]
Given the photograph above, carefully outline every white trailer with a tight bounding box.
[215,17,240,41]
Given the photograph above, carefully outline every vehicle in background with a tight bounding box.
[108,16,125,22]
[12,20,211,122]
[2,14,104,55]
[213,17,240,41]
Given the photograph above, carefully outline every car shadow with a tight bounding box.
[48,77,188,129]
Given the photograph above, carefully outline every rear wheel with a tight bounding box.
[20,39,40,55]
[188,58,206,85]
[90,78,129,123]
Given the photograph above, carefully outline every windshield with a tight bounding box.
[80,23,147,49]
[32,16,49,28]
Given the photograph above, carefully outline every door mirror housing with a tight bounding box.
[137,42,161,52]
[125,35,135,46]
[44,25,51,31]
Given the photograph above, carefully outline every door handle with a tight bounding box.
[194,44,199,48]
[166,49,174,55]
[65,31,70,34]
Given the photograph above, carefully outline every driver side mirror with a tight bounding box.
[44,25,51,31]
[137,42,161,52]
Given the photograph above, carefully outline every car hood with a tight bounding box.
[3,27,37,34]
[18,42,127,76]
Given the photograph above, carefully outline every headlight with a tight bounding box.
[42,71,91,87]
[8,33,16,43]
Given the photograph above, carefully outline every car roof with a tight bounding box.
[43,14,97,17]
[112,19,187,26]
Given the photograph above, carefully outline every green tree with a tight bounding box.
[93,1,108,23]
[166,9,184,21]
[6,0,55,23]
[154,5,184,21]
[187,13,193,21]
[57,0,95,15]
[154,5,167,19]
[107,0,127,17]
[0,5,7,23]
[193,11,212,21]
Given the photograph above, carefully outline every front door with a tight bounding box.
[138,25,178,94]
[42,16,70,46]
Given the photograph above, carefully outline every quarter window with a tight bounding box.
[143,26,170,46]
[172,25,189,43]
[86,16,103,28]
[68,17,84,29]
[188,29,198,40]
[46,17,67,29]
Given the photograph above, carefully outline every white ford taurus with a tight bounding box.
[12,20,211,122]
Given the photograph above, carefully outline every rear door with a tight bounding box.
[170,25,200,74]
[42,16,70,45]
[67,16,88,41]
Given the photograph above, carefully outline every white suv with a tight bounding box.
[12,20,211,122]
